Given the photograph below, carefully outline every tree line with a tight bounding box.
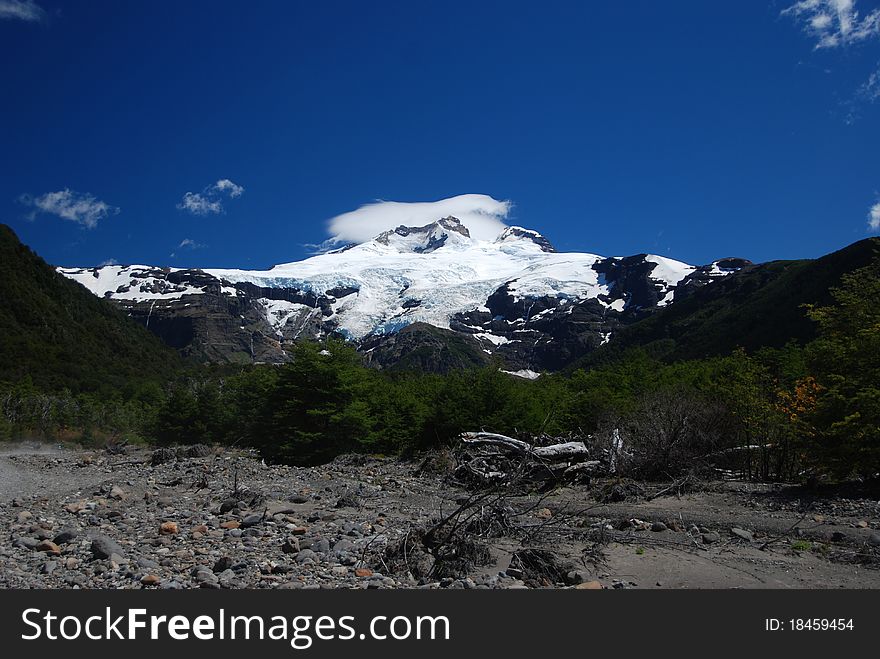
[2,261,878,482]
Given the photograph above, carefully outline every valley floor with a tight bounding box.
[1,444,878,589]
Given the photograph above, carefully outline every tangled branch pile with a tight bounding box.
[452,431,607,489]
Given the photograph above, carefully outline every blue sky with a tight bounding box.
[1,0,879,269]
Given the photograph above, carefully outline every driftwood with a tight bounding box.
[455,432,604,488]
[460,432,591,460]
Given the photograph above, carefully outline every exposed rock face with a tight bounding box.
[57,218,748,371]
[375,216,472,253]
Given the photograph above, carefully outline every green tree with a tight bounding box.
[806,261,880,477]
[259,340,372,463]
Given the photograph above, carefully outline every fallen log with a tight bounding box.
[460,432,590,461]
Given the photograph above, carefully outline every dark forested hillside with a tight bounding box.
[0,224,181,394]
[575,237,880,368]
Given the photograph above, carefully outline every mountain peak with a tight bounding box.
[373,215,472,253]
[495,226,556,252]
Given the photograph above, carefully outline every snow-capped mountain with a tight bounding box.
[57,217,749,371]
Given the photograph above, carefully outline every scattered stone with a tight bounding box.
[53,528,79,545]
[64,501,86,514]
[730,528,754,542]
[141,575,161,586]
[220,520,240,529]
[90,534,124,560]
[295,549,317,564]
[213,556,234,573]
[651,522,667,532]
[35,540,61,555]
[355,568,373,577]
[241,514,264,528]
[702,532,720,544]
[536,508,552,520]
[574,581,603,589]
[137,557,160,569]
[332,538,354,553]
[159,521,179,535]
[565,570,592,585]
[109,485,126,500]
[14,537,41,550]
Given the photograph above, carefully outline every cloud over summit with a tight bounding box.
[326,194,512,245]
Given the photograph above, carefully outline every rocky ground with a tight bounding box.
[1,443,879,589]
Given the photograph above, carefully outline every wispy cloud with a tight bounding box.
[170,238,206,258]
[214,179,243,197]
[869,201,880,232]
[857,65,880,101]
[0,0,45,22]
[177,178,244,216]
[19,188,119,228]
[783,0,880,48]
[98,258,119,267]
[325,194,512,247]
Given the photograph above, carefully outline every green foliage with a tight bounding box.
[805,259,880,477]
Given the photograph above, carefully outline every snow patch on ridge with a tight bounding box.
[57,265,205,301]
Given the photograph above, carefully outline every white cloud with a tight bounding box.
[98,258,119,267]
[20,188,119,228]
[783,0,880,48]
[214,179,244,198]
[178,192,223,215]
[869,202,880,231]
[325,194,512,245]
[177,178,245,216]
[0,0,45,22]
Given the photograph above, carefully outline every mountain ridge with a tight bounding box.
[55,216,746,370]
